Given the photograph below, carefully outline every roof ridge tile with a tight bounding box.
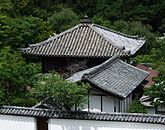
[89,24,126,51]
[21,22,145,57]
[93,24,145,40]
[22,24,82,50]
[82,55,120,79]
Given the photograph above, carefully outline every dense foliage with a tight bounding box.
[0,0,165,108]
[0,46,40,106]
[129,96,147,113]
[31,72,90,110]
[144,77,165,106]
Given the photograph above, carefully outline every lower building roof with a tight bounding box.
[136,64,159,88]
[68,56,149,98]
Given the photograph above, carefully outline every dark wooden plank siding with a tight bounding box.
[37,118,48,130]
[42,57,108,73]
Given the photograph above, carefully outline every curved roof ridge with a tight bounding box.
[20,22,142,57]
[83,55,119,78]
[1,105,50,111]
[89,24,126,51]
[93,24,145,40]
[24,24,83,49]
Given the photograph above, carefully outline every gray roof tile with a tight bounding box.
[21,23,145,57]
[68,56,149,98]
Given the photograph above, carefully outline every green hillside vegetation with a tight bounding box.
[0,0,165,108]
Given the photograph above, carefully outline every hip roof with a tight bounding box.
[21,22,145,57]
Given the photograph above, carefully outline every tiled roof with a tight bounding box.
[140,95,154,107]
[67,62,103,82]
[21,21,145,57]
[136,64,159,88]
[0,106,165,125]
[68,56,149,98]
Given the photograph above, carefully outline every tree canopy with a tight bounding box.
[0,46,40,106]
[145,80,165,106]
[31,72,90,110]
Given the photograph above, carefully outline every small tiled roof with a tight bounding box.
[21,20,145,57]
[0,106,165,125]
[68,56,149,98]
[136,64,159,88]
[67,62,103,82]
[140,95,154,107]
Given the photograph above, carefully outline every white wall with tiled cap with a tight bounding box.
[0,112,165,130]
[0,115,36,130]
[49,119,165,130]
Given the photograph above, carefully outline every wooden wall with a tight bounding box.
[42,57,107,73]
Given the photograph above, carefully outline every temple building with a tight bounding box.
[21,16,146,75]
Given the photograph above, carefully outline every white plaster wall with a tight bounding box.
[103,96,114,112]
[83,95,128,113]
[88,89,116,112]
[89,95,101,111]
[82,89,132,113]
[157,105,165,111]
[49,119,165,130]
[88,95,115,112]
[114,98,120,112]
[0,114,36,130]
[147,107,156,114]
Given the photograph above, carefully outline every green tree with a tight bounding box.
[0,0,14,16]
[0,15,10,47]
[11,0,31,15]
[134,39,165,70]
[0,46,40,106]
[0,15,53,48]
[112,20,157,53]
[48,8,79,33]
[92,16,112,28]
[92,18,157,54]
[159,18,165,33]
[31,72,90,110]
[129,96,147,113]
[145,78,165,106]
[12,16,53,48]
